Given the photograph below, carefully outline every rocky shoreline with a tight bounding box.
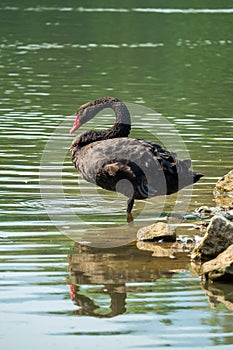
[137,169,233,283]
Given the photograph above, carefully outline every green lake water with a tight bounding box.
[0,1,233,349]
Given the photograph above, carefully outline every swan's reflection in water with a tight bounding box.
[70,283,127,317]
[68,242,233,317]
[68,242,190,317]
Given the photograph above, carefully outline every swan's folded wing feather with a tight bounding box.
[95,161,139,199]
[95,161,159,199]
[96,161,136,190]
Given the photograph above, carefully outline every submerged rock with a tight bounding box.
[195,206,212,216]
[201,244,233,281]
[191,215,233,262]
[194,205,233,221]
[137,222,176,242]
[171,235,202,252]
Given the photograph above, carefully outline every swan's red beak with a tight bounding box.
[70,114,80,134]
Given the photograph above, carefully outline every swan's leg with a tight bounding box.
[127,212,133,223]
[127,198,134,223]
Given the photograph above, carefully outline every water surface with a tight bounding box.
[0,1,233,349]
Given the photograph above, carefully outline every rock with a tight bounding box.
[195,206,212,215]
[201,244,233,281]
[191,215,233,262]
[215,194,233,208]
[215,169,233,193]
[194,205,233,221]
[214,169,233,207]
[171,235,202,252]
[137,222,176,242]
[199,221,210,233]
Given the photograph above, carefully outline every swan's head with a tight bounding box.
[70,102,93,134]
[70,97,121,134]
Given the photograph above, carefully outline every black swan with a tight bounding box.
[70,97,203,222]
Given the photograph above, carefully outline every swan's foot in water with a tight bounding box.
[127,198,134,223]
[127,212,134,223]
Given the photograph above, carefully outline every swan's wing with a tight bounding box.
[135,138,193,181]
[135,138,174,154]
[95,161,137,198]
[96,162,135,181]
[95,159,161,199]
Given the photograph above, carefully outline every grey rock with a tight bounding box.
[191,215,233,262]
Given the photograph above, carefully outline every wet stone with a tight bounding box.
[215,169,233,193]
[214,169,233,207]
[194,205,233,221]
[195,205,212,215]
[191,215,233,263]
[201,244,233,282]
[137,222,176,242]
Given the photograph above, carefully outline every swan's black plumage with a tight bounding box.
[70,97,203,221]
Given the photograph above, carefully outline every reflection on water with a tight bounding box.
[68,242,190,318]
[67,242,233,348]
[202,281,233,311]
[68,243,233,319]
[1,0,233,349]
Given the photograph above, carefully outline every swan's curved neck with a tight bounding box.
[78,100,131,147]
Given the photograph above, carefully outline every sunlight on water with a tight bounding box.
[1,6,233,14]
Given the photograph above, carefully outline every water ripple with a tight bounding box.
[2,6,232,14]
